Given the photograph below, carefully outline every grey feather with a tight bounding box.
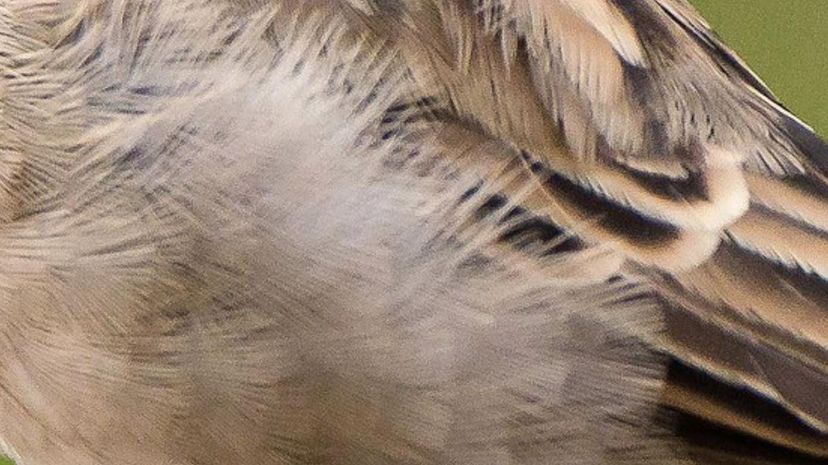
[0,1,825,464]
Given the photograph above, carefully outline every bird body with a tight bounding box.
[0,1,825,464]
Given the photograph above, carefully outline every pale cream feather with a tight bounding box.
[0,0,826,464]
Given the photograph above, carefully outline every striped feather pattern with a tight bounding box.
[0,0,824,463]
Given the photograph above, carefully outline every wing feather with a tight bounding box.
[356,0,828,450]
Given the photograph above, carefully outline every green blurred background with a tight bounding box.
[0,2,824,465]
[692,0,827,136]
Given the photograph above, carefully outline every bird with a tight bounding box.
[0,0,824,464]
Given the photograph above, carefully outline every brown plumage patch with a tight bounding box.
[0,1,825,464]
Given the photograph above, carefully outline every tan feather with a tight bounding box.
[0,0,826,464]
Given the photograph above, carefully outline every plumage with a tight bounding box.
[0,0,825,464]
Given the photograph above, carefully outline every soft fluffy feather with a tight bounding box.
[0,1,825,464]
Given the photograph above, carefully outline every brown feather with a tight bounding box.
[0,0,826,464]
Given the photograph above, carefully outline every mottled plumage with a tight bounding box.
[0,1,825,464]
